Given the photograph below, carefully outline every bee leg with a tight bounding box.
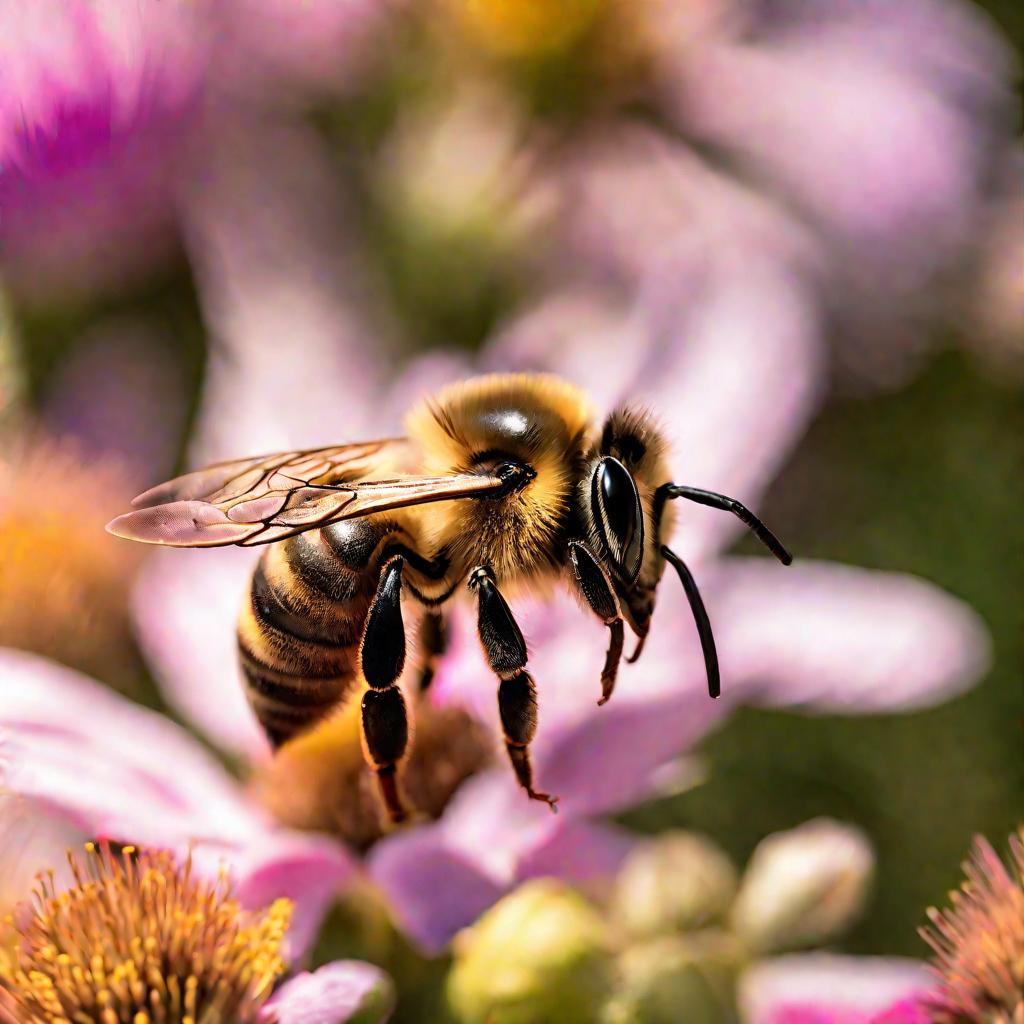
[469,565,558,812]
[568,540,625,705]
[360,555,411,824]
[415,611,447,694]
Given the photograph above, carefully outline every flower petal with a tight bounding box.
[740,954,931,1024]
[514,819,635,897]
[134,545,268,760]
[180,115,393,463]
[674,23,1009,294]
[0,649,264,845]
[635,257,822,562]
[712,559,991,711]
[233,835,356,963]
[369,820,507,954]
[262,960,396,1024]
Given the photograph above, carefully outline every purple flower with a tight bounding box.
[740,954,933,1024]
[0,0,207,298]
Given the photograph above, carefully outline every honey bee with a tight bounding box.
[108,374,791,822]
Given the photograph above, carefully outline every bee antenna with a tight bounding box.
[660,545,720,699]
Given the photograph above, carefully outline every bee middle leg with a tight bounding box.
[468,565,557,812]
[568,540,625,705]
[360,554,412,824]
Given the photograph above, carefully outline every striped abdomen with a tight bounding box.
[238,518,395,748]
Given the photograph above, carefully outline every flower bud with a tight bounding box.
[446,879,614,1024]
[603,932,742,1024]
[611,831,738,938]
[731,819,874,953]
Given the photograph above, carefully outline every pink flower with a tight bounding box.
[2,117,995,955]
[90,140,986,952]
[741,954,933,1024]
[0,649,354,963]
[0,0,395,301]
[509,0,1018,387]
[0,0,207,298]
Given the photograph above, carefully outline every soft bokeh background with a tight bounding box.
[1,0,1020,1010]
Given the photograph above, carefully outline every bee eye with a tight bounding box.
[591,456,644,582]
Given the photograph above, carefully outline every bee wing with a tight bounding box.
[107,439,506,548]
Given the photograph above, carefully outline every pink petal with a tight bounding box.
[263,961,395,1024]
[751,0,1012,106]
[482,288,655,413]
[233,835,356,963]
[674,34,996,288]
[514,819,635,895]
[711,559,991,711]
[134,546,269,759]
[741,955,931,1024]
[213,0,395,99]
[369,820,507,954]
[635,258,822,562]
[0,649,264,845]
[180,115,393,465]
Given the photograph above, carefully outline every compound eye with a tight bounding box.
[591,456,644,582]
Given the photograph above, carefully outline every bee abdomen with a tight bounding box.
[238,521,395,748]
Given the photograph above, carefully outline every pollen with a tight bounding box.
[257,695,493,851]
[0,439,141,679]
[0,843,292,1024]
[920,827,1024,1024]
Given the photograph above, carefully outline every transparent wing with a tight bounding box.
[106,439,505,548]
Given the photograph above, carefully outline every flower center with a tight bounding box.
[0,843,292,1024]
[921,828,1024,1024]
[452,0,606,59]
[0,440,140,678]
[256,697,494,852]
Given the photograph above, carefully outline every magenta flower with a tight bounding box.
[741,954,933,1024]
[0,0,207,298]
[0,0,395,302]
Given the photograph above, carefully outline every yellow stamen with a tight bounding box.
[0,844,292,1024]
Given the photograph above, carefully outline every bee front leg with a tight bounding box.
[468,566,558,812]
[360,555,411,824]
[568,541,625,705]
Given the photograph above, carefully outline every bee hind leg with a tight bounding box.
[568,541,625,705]
[360,555,412,824]
[469,565,557,812]
[415,611,447,694]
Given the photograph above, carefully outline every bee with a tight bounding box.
[108,374,792,822]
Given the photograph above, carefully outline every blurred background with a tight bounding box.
[1,0,1021,985]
